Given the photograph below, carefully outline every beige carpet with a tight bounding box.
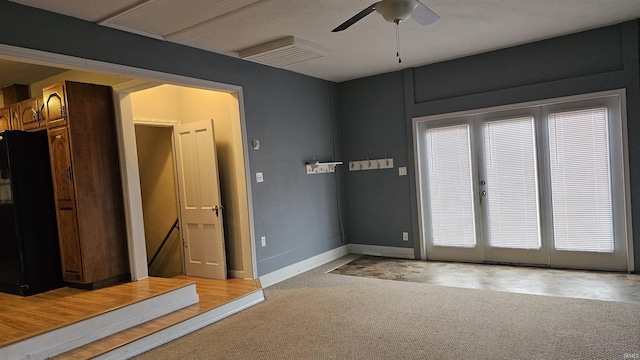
[134,254,640,360]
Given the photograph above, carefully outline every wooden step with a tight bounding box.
[0,278,199,360]
[53,277,264,360]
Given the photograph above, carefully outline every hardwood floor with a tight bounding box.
[53,276,262,359]
[0,277,195,348]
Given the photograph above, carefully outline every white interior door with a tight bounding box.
[174,119,227,279]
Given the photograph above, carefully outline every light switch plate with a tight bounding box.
[256,172,264,183]
[399,167,407,176]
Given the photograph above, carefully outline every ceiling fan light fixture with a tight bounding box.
[375,0,419,23]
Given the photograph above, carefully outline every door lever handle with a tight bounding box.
[212,205,224,217]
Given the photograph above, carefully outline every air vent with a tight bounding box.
[237,36,326,68]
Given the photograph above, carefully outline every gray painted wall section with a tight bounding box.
[340,72,413,247]
[0,1,343,276]
[340,20,640,272]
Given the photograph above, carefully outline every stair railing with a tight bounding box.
[148,218,179,269]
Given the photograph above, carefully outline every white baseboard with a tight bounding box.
[2,284,199,360]
[98,290,265,360]
[347,244,415,259]
[260,245,348,288]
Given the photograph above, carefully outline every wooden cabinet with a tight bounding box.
[44,81,129,289]
[0,105,21,132]
[1,97,47,132]
[43,83,66,128]
[0,107,10,132]
[18,96,45,131]
[9,105,20,131]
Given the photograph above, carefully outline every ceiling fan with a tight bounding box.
[332,0,439,62]
[332,0,439,32]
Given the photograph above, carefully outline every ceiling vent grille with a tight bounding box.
[237,36,326,68]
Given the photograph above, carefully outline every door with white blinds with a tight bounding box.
[478,113,547,265]
[421,119,482,262]
[542,100,629,270]
[415,91,630,271]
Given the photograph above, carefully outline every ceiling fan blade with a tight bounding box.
[332,3,378,32]
[411,1,440,26]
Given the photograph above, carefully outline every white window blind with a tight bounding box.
[548,108,614,252]
[483,117,541,249]
[426,125,476,247]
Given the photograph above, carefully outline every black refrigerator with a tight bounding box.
[0,130,63,296]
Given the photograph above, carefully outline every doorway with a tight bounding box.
[414,90,632,271]
[127,83,253,280]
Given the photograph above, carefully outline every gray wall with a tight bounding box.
[0,1,343,276]
[340,20,640,272]
[340,72,413,247]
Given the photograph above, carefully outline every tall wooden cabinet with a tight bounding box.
[43,81,130,289]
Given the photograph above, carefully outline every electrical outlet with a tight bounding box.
[256,172,264,183]
[261,236,266,247]
[402,232,409,241]
[399,167,407,176]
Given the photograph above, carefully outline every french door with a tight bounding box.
[415,92,630,271]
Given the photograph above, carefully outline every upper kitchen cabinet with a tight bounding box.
[17,96,45,131]
[0,107,10,132]
[42,83,66,128]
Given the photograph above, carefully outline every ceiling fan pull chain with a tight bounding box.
[395,20,402,64]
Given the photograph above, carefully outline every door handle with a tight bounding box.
[479,190,486,205]
[213,205,224,217]
[66,167,73,181]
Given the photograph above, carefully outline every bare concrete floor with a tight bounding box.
[330,255,640,303]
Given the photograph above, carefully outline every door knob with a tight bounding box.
[213,205,224,217]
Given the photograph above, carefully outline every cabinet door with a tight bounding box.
[49,127,76,209]
[19,97,43,131]
[43,83,67,128]
[0,107,10,131]
[9,105,20,130]
[49,127,84,281]
[57,207,84,282]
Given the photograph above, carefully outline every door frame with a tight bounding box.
[0,44,258,280]
[132,121,185,277]
[117,80,257,281]
[413,89,634,272]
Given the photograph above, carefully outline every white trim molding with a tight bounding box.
[1,284,199,360]
[133,117,181,126]
[97,290,265,360]
[259,245,349,288]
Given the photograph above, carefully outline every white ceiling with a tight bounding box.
[8,0,640,82]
